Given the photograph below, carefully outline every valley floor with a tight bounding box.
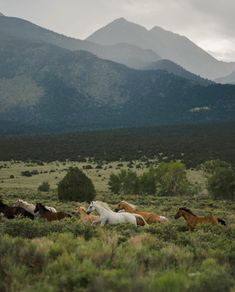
[0,161,234,291]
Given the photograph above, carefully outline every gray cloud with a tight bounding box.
[0,0,234,61]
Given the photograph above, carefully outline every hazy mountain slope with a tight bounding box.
[84,42,160,69]
[216,70,235,84]
[0,37,234,134]
[87,18,235,80]
[0,16,160,69]
[0,15,208,84]
[145,59,212,86]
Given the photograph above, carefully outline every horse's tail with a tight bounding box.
[159,215,169,222]
[217,218,226,226]
[134,214,148,226]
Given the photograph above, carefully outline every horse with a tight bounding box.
[86,201,148,226]
[0,200,34,220]
[14,199,57,215]
[174,207,226,231]
[76,206,99,224]
[115,201,168,224]
[34,203,71,221]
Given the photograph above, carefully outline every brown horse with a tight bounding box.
[34,203,71,221]
[76,206,99,224]
[0,200,34,220]
[115,201,168,224]
[174,207,226,231]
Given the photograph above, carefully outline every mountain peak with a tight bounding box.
[86,17,147,45]
[104,17,147,30]
[112,17,128,24]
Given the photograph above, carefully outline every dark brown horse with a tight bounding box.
[34,203,71,221]
[175,207,226,231]
[0,200,34,220]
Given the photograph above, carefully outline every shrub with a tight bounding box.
[21,169,39,177]
[21,170,32,177]
[9,175,14,179]
[38,181,50,192]
[83,165,93,170]
[156,161,191,196]
[201,160,232,175]
[58,167,95,202]
[108,169,139,195]
[139,169,156,195]
[208,167,235,200]
[109,173,122,194]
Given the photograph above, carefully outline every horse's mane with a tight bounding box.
[95,201,112,211]
[17,199,29,205]
[180,207,196,216]
[121,201,137,210]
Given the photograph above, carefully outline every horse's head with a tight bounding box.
[174,208,183,219]
[115,201,134,212]
[13,199,23,207]
[77,206,86,214]
[86,201,96,214]
[34,203,43,213]
[0,200,5,209]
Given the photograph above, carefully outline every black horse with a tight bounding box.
[35,203,71,221]
[0,200,34,220]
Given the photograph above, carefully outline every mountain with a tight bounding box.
[145,59,212,86]
[216,70,235,84]
[0,16,160,69]
[0,12,4,16]
[0,36,234,135]
[87,18,235,80]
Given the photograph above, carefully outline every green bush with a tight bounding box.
[109,163,193,196]
[156,161,192,196]
[108,169,139,195]
[58,167,95,201]
[109,173,122,194]
[38,181,50,192]
[139,169,156,195]
[202,160,232,175]
[208,167,235,200]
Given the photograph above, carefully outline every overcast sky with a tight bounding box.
[1,0,234,62]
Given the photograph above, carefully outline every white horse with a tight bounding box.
[86,201,148,226]
[14,199,57,215]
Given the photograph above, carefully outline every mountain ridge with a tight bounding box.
[0,36,234,135]
[0,16,160,70]
[216,70,235,84]
[87,18,235,79]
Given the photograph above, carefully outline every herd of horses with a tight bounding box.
[0,199,226,231]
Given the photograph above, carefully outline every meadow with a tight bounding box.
[0,160,234,292]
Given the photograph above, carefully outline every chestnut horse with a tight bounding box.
[115,201,168,224]
[34,203,71,221]
[0,200,34,220]
[175,207,226,231]
[76,206,99,224]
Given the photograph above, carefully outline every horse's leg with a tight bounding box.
[188,223,196,232]
[92,219,102,226]
[100,218,108,226]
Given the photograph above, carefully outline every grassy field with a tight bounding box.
[0,161,234,292]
